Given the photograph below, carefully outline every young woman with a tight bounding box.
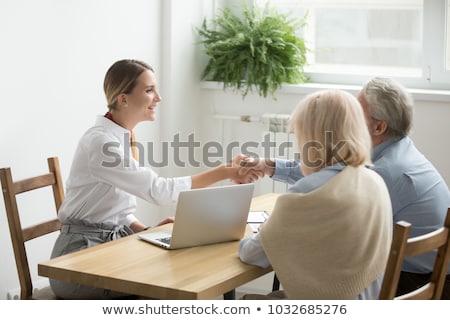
[50,59,258,299]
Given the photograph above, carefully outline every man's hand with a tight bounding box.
[154,216,175,227]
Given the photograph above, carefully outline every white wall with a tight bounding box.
[0,0,221,301]
[1,0,449,299]
[0,0,163,299]
[410,98,450,184]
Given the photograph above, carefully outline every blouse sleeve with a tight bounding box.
[87,132,191,206]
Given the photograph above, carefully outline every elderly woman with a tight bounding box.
[239,89,393,299]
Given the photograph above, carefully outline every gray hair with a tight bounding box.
[362,77,414,138]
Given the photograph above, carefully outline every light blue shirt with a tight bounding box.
[371,137,450,273]
[239,163,382,299]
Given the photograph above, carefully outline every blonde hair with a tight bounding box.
[289,89,372,175]
[103,59,154,110]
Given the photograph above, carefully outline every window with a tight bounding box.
[255,0,450,89]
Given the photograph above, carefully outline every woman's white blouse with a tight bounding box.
[58,116,191,226]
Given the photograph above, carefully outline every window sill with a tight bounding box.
[200,81,450,103]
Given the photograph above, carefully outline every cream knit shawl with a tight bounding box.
[260,165,392,299]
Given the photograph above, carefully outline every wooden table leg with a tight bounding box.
[223,289,236,300]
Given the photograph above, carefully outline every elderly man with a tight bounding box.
[240,77,450,299]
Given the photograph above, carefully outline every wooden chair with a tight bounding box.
[379,208,450,299]
[1,157,64,299]
[272,273,280,291]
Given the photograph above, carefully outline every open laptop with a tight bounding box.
[138,183,255,249]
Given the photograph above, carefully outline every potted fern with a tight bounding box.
[197,3,308,99]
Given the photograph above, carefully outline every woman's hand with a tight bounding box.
[154,216,175,227]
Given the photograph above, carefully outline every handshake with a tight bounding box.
[228,154,276,184]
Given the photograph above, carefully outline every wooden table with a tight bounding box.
[38,193,280,299]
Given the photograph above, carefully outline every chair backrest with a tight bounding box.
[0,157,64,299]
[379,208,450,299]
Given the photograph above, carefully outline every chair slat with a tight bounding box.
[23,219,61,242]
[397,283,434,300]
[405,229,448,257]
[14,173,56,194]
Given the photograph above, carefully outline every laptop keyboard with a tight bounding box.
[158,237,171,245]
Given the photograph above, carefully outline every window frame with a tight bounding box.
[250,0,450,90]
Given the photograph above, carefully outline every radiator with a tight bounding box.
[259,131,297,194]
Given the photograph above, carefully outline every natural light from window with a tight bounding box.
[256,0,423,79]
